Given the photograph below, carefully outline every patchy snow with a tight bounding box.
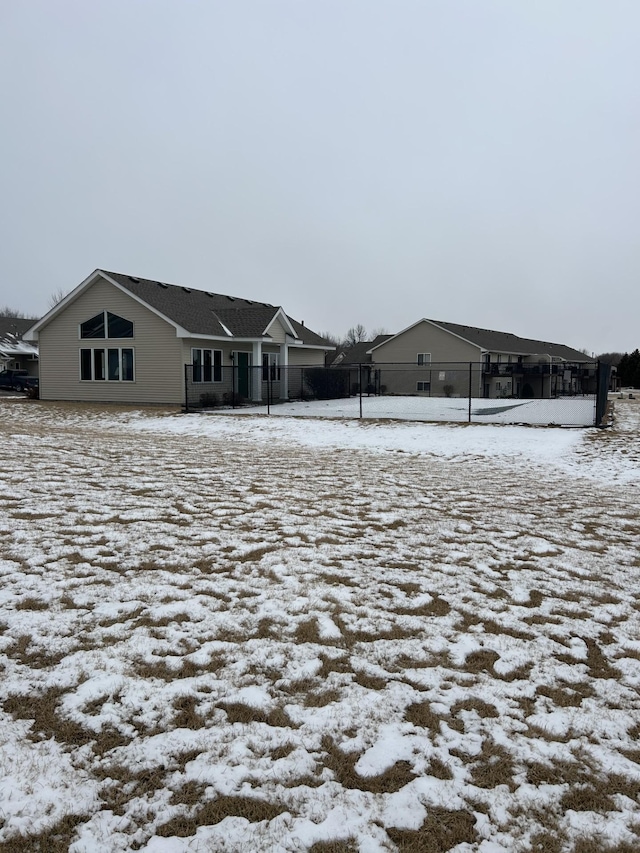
[0,397,638,852]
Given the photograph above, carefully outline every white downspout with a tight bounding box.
[252,341,262,402]
[280,342,289,399]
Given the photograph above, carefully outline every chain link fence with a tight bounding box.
[184,361,609,427]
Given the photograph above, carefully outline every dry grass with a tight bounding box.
[155,795,287,836]
[308,841,359,853]
[2,397,640,850]
[3,687,132,754]
[321,736,416,793]
[99,765,170,814]
[14,597,49,611]
[404,701,443,734]
[217,701,295,728]
[386,807,477,852]
[466,737,518,791]
[536,680,594,707]
[0,814,85,852]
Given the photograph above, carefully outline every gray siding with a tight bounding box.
[264,315,287,343]
[287,348,326,366]
[371,321,482,364]
[38,277,184,404]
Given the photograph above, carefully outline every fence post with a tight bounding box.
[184,363,189,413]
[267,367,271,415]
[468,363,472,423]
[359,364,363,419]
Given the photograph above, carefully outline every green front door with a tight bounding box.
[236,352,251,398]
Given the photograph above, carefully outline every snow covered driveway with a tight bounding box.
[1,398,639,852]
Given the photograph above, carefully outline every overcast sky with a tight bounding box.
[1,1,639,354]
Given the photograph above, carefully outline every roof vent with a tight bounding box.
[245,299,254,304]
[156,281,168,289]
[182,287,191,294]
[226,295,235,302]
[128,276,140,283]
[205,292,214,298]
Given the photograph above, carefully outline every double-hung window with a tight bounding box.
[262,353,280,381]
[417,353,431,366]
[79,310,135,381]
[192,348,222,382]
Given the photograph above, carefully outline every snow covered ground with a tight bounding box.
[205,394,598,427]
[0,397,639,852]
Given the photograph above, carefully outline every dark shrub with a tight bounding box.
[199,392,219,408]
[304,368,351,400]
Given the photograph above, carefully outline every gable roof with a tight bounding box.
[26,270,332,348]
[330,335,393,365]
[370,318,589,361]
[0,316,39,358]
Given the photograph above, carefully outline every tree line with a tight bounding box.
[320,324,389,348]
[615,350,640,388]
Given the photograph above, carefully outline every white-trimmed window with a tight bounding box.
[417,381,430,392]
[417,353,431,365]
[80,311,133,339]
[192,348,222,382]
[80,348,134,381]
[262,353,280,381]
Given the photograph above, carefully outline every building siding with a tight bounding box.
[38,277,184,404]
[287,348,326,367]
[264,315,287,344]
[371,321,482,365]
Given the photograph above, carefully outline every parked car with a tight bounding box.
[0,369,39,392]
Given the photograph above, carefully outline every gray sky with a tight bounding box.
[1,0,639,354]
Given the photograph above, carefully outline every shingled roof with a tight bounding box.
[369,318,589,362]
[102,271,329,346]
[329,335,393,365]
[431,319,589,361]
[0,316,39,357]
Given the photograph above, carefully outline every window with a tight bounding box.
[262,353,280,381]
[417,381,431,392]
[80,311,133,339]
[192,348,222,382]
[417,353,431,365]
[107,312,133,338]
[80,348,134,381]
[81,313,105,339]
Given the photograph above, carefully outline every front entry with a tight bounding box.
[235,352,251,399]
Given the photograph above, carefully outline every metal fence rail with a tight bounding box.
[184,361,610,427]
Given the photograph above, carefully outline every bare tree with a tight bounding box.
[343,324,368,347]
[597,352,623,366]
[0,305,39,319]
[48,287,68,308]
[319,330,342,346]
[370,326,389,339]
[0,306,24,318]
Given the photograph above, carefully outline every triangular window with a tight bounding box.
[80,311,133,339]
[80,313,105,339]
[107,312,133,338]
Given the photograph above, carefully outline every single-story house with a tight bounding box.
[361,319,593,399]
[0,316,39,375]
[24,269,333,405]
